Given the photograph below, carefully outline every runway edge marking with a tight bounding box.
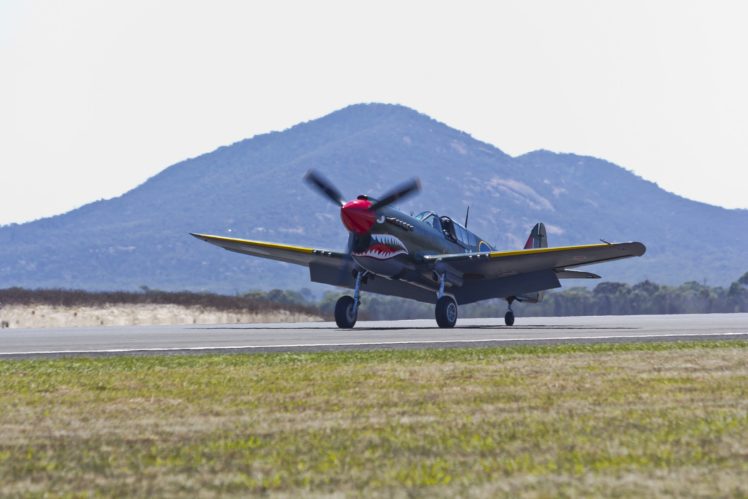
[1,331,747,357]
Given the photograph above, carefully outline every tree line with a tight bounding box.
[320,272,748,320]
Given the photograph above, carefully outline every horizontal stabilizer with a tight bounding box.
[555,269,601,279]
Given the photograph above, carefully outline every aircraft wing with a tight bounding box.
[422,242,646,279]
[190,233,350,268]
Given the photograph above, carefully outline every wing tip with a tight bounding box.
[190,233,226,245]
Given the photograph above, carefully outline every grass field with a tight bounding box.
[1,341,747,497]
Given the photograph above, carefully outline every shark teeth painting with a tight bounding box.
[354,234,408,260]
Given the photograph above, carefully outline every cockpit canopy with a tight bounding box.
[414,211,493,252]
[415,211,442,231]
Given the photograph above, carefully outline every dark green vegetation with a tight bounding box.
[1,342,747,497]
[349,271,748,320]
[1,104,747,292]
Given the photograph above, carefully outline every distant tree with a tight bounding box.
[593,282,630,314]
[739,272,748,287]
[633,280,659,297]
[594,282,629,296]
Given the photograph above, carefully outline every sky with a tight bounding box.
[1,1,747,226]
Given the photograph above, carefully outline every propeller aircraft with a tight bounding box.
[191,171,646,328]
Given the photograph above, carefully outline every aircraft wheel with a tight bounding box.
[435,296,458,328]
[335,296,357,328]
[504,310,515,326]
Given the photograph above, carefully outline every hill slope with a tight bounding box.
[1,103,746,292]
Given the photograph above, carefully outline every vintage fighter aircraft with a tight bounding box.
[192,171,645,328]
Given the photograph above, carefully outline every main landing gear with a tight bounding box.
[335,270,515,329]
[435,296,458,328]
[335,270,366,328]
[504,297,515,326]
[434,272,458,328]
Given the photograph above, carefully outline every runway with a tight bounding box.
[0,313,746,359]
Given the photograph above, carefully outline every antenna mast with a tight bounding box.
[464,206,470,228]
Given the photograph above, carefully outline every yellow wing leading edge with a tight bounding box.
[189,233,345,267]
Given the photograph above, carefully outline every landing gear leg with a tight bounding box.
[504,297,515,326]
[334,270,366,328]
[435,273,458,328]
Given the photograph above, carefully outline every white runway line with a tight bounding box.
[2,331,746,357]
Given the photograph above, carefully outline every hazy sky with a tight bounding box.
[2,1,747,225]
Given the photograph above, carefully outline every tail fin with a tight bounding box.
[517,223,548,304]
[523,222,548,249]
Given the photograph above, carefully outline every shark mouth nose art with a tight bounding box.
[353,234,408,260]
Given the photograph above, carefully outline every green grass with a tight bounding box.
[1,341,747,497]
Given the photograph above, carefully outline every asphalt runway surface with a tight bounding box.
[1,313,746,359]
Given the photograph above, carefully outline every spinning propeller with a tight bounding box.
[304,170,421,234]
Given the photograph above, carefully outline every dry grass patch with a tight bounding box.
[0,342,747,497]
[0,304,320,328]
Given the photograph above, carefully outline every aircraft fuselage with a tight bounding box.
[350,206,490,287]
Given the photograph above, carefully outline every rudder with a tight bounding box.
[523,222,548,249]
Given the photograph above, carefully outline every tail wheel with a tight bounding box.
[435,296,458,328]
[335,296,357,328]
[504,310,515,326]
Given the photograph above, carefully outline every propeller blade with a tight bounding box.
[304,170,345,206]
[369,178,421,211]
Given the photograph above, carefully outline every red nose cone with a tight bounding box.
[341,199,375,233]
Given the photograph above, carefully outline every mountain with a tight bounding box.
[1,103,746,293]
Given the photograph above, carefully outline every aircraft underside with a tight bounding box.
[309,254,562,328]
